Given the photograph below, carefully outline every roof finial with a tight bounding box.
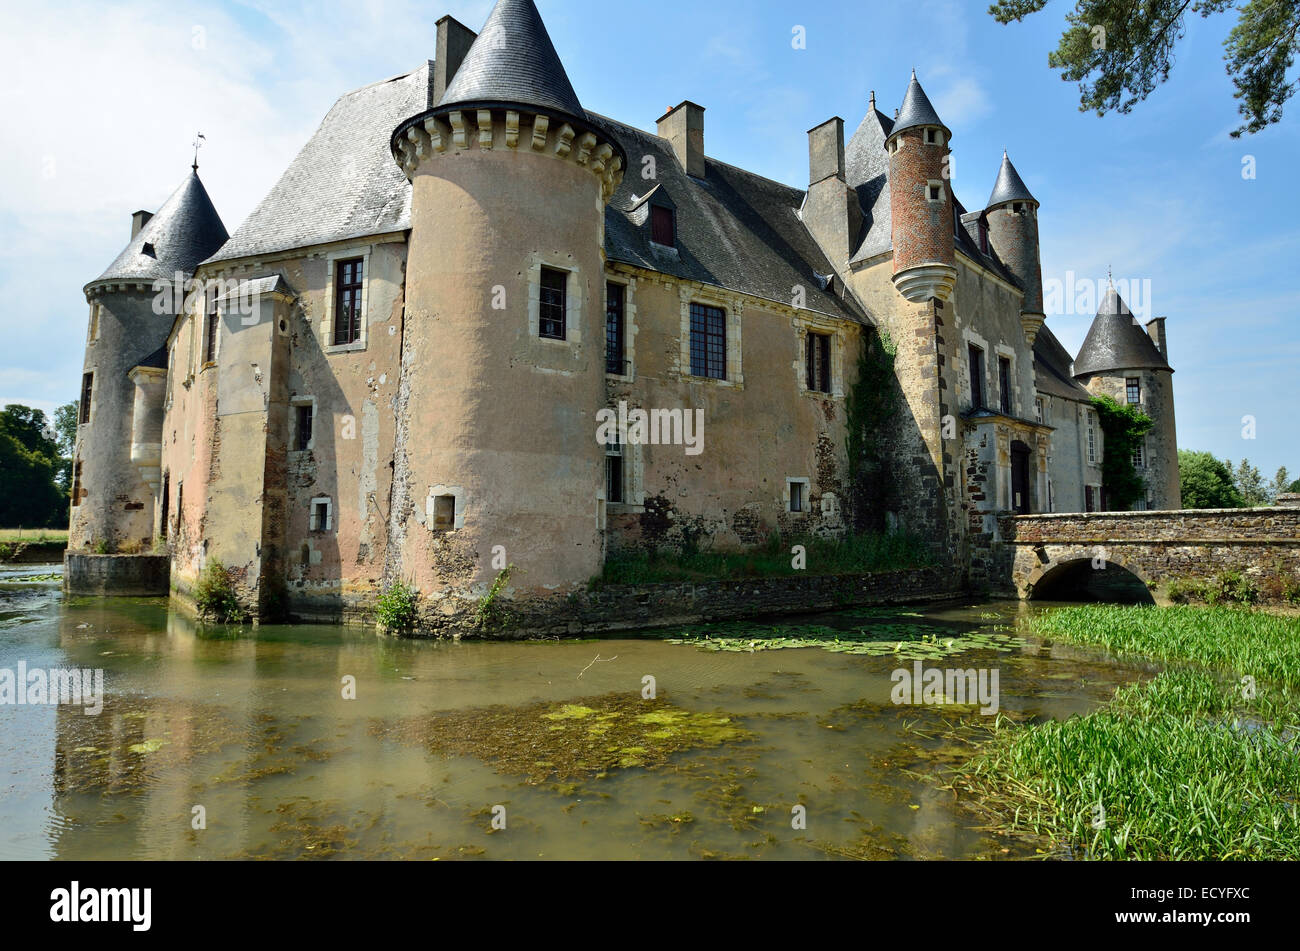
[1107,265,1113,287]
[869,89,875,110]
[192,132,206,172]
[911,67,917,80]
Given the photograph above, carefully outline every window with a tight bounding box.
[1085,485,1095,513]
[204,287,219,364]
[605,282,625,374]
[978,219,989,254]
[1132,437,1146,469]
[928,184,942,202]
[605,436,624,505]
[88,303,100,342]
[1126,377,1141,405]
[79,373,93,423]
[1086,410,1098,464]
[432,494,456,531]
[689,302,727,380]
[651,205,675,246]
[1011,202,1024,214]
[1034,397,1043,424]
[294,404,314,452]
[968,344,985,409]
[70,460,82,507]
[539,267,567,340]
[788,479,806,514]
[311,499,331,532]
[998,357,1012,415]
[806,331,831,393]
[924,128,938,145]
[333,258,364,346]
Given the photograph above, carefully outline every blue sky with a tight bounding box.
[1,0,1295,479]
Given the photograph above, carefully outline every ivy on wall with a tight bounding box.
[844,327,899,532]
[1091,394,1154,511]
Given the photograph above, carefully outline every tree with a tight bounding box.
[989,0,1300,137]
[0,403,67,527]
[0,404,59,462]
[1232,457,1269,506]
[1179,450,1245,508]
[1270,465,1291,503]
[1091,394,1153,510]
[1290,478,1300,494]
[52,401,78,489]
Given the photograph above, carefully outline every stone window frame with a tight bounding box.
[1085,408,1099,465]
[290,396,317,454]
[604,275,638,381]
[1131,435,1147,470]
[425,484,466,532]
[1034,396,1044,424]
[962,328,992,413]
[791,312,847,400]
[310,496,333,533]
[926,179,945,204]
[678,284,744,388]
[994,345,1017,417]
[526,257,583,349]
[923,127,945,147]
[87,301,101,345]
[784,477,811,515]
[321,245,373,355]
[78,371,95,426]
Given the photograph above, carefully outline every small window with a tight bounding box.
[968,345,985,410]
[1011,202,1024,214]
[924,128,937,145]
[432,494,456,531]
[79,373,93,423]
[978,219,989,254]
[311,500,331,532]
[1086,411,1098,465]
[204,288,219,364]
[1085,485,1097,513]
[689,302,727,380]
[88,303,100,342]
[998,357,1012,415]
[651,205,675,246]
[539,267,567,340]
[928,184,942,202]
[141,242,156,257]
[605,437,624,505]
[1034,397,1043,423]
[333,258,364,346]
[294,404,313,452]
[1132,438,1146,469]
[1126,377,1141,405]
[70,460,83,507]
[605,282,625,374]
[806,331,831,393]
[789,481,805,514]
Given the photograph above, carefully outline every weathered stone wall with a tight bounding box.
[1038,393,1103,514]
[1000,508,1300,600]
[1082,369,1180,510]
[64,552,169,596]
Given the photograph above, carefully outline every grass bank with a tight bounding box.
[594,531,935,586]
[0,528,67,544]
[957,605,1300,860]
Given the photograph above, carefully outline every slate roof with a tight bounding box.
[891,72,947,137]
[205,64,435,264]
[987,152,1036,209]
[1033,324,1092,402]
[589,112,865,322]
[89,170,228,289]
[1073,284,1172,376]
[437,0,583,120]
[846,104,894,264]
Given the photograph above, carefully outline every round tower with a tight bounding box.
[886,71,956,302]
[388,0,625,607]
[985,151,1045,344]
[73,169,227,551]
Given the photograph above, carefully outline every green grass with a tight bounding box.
[957,604,1300,860]
[0,528,67,544]
[594,531,935,586]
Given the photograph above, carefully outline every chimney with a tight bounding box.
[802,117,860,268]
[657,101,706,179]
[434,15,477,103]
[131,210,153,238]
[1146,316,1168,358]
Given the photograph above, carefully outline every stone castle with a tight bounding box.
[69,0,1179,625]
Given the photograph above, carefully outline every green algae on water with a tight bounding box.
[665,620,1024,659]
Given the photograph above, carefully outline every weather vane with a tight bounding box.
[192,132,206,171]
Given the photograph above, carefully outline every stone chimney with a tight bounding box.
[434,15,477,103]
[657,101,706,179]
[131,210,153,238]
[802,117,861,268]
[1146,316,1168,358]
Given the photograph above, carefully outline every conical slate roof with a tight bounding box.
[1073,284,1171,376]
[890,71,946,136]
[438,0,583,119]
[987,151,1036,208]
[89,169,228,288]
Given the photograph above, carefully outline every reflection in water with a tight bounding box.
[0,563,1152,859]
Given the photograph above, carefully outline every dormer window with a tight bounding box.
[924,128,940,145]
[651,205,675,247]
[141,242,156,257]
[1011,202,1024,214]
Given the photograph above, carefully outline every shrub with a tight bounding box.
[194,560,242,622]
[474,567,513,631]
[92,539,112,555]
[376,580,420,634]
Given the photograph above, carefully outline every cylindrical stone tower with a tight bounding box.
[388,0,625,609]
[886,71,956,303]
[985,151,1046,345]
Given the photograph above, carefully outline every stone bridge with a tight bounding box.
[997,507,1300,602]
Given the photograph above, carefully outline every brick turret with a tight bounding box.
[985,151,1045,345]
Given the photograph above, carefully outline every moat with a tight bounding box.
[1,562,1160,860]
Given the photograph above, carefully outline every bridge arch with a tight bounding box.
[1020,549,1156,604]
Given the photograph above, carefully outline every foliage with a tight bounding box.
[0,431,66,528]
[1090,395,1152,510]
[1271,466,1292,502]
[1229,457,1269,506]
[666,618,1023,659]
[1178,449,1245,508]
[474,566,513,631]
[844,327,899,533]
[375,580,420,634]
[1290,478,1300,494]
[194,559,243,623]
[52,401,78,489]
[989,0,1299,136]
[595,531,934,586]
[1166,569,1259,607]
